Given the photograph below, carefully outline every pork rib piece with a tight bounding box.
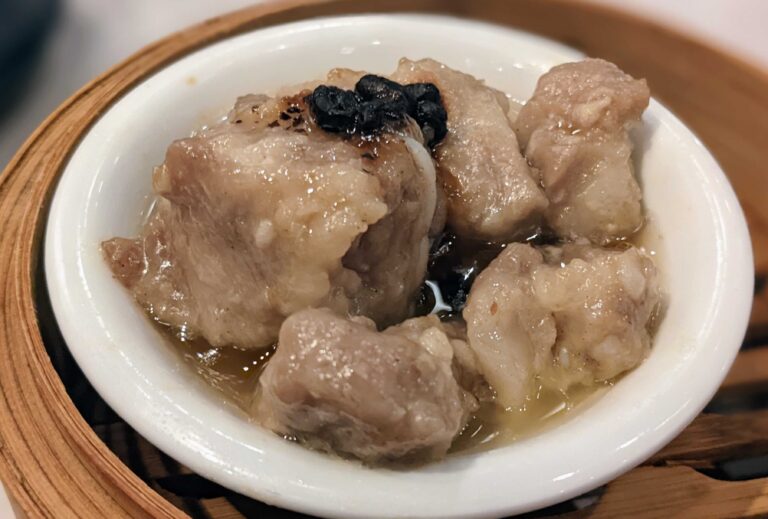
[464,242,661,408]
[256,308,477,463]
[515,59,650,243]
[103,75,438,349]
[463,243,556,408]
[535,243,661,389]
[392,58,548,242]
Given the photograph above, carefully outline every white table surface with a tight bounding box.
[1,0,766,516]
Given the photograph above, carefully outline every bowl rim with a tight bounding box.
[43,13,754,519]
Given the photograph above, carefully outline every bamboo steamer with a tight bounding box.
[1,1,767,517]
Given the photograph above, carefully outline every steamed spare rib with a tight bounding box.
[256,308,477,463]
[391,58,548,242]
[515,59,650,243]
[103,76,439,350]
[341,138,438,325]
[464,242,660,408]
[534,243,661,389]
[463,244,556,408]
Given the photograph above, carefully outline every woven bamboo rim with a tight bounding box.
[1,1,767,517]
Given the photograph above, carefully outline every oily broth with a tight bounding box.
[451,383,608,454]
[158,323,275,411]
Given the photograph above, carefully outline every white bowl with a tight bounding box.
[45,14,753,519]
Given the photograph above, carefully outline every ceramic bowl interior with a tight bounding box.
[45,14,753,519]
